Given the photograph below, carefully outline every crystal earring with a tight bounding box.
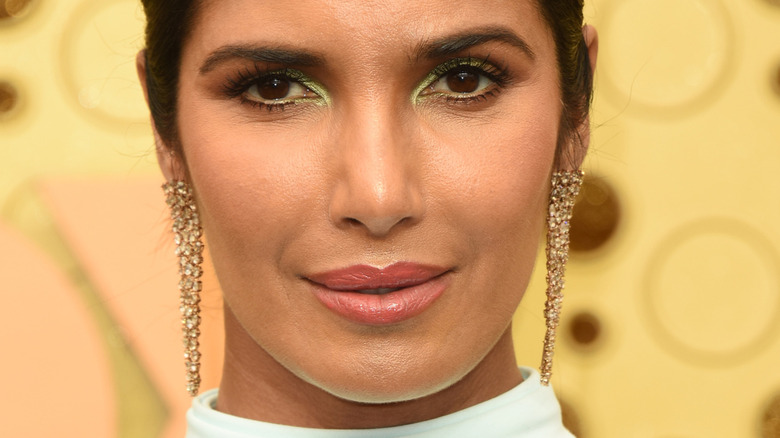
[540,170,583,386]
[164,181,204,396]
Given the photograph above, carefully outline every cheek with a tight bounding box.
[422,96,560,307]
[175,105,325,287]
[424,105,559,244]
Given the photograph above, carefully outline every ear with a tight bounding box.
[136,50,185,182]
[573,24,599,166]
[583,25,599,81]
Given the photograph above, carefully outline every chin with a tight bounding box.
[296,353,472,404]
[321,375,459,405]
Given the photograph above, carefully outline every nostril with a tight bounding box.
[341,214,411,236]
[344,217,362,227]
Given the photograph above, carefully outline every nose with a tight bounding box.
[328,105,424,237]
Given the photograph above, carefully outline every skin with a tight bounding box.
[139,0,597,429]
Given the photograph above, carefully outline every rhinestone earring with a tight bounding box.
[164,181,204,396]
[540,170,583,386]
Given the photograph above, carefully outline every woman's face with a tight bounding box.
[173,0,562,403]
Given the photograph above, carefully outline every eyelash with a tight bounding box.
[221,56,511,111]
[222,65,313,112]
[422,56,512,104]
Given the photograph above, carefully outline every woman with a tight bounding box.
[137,0,598,436]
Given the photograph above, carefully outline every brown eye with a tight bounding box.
[421,63,495,99]
[446,67,480,93]
[257,76,291,100]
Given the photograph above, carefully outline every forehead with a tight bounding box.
[190,0,552,63]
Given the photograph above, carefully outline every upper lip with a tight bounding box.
[306,262,449,291]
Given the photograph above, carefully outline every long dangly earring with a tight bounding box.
[540,170,583,386]
[164,181,204,396]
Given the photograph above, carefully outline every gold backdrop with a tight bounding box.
[1,0,779,436]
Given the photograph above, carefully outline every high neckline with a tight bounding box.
[186,367,574,438]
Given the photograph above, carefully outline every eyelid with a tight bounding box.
[278,69,330,104]
[411,57,508,103]
[224,66,331,106]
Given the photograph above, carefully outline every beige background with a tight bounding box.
[1,0,779,436]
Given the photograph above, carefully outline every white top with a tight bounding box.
[186,367,575,437]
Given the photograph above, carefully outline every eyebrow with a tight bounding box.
[199,26,534,74]
[415,26,536,61]
[199,45,326,74]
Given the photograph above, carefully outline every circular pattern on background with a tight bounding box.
[762,392,780,438]
[59,0,147,129]
[570,175,620,252]
[772,60,780,99]
[642,219,780,366]
[599,0,734,117]
[0,0,34,20]
[0,81,18,116]
[567,311,602,348]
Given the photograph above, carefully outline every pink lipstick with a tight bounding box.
[306,262,449,325]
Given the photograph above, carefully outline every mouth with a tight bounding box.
[353,287,403,295]
[305,262,450,325]
[307,262,449,291]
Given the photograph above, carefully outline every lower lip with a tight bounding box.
[309,274,449,325]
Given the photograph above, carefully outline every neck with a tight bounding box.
[216,306,522,429]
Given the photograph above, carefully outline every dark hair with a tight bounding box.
[140,0,592,163]
[140,0,201,152]
[535,0,593,168]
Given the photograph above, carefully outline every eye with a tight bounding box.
[222,67,328,111]
[415,58,510,103]
[432,66,493,95]
[245,74,315,103]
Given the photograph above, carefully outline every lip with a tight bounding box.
[306,262,450,325]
